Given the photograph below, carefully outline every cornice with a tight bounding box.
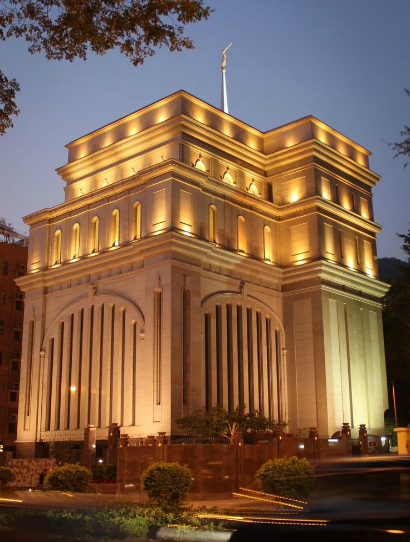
[282,259,389,299]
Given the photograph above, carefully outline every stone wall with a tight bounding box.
[7,458,56,488]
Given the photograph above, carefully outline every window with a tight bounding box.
[221,167,233,185]
[12,383,19,391]
[0,321,4,335]
[2,262,8,275]
[11,361,19,371]
[237,216,246,253]
[9,391,17,403]
[133,202,141,240]
[72,223,80,259]
[15,300,23,311]
[360,197,370,220]
[111,209,120,247]
[208,205,217,243]
[0,291,6,305]
[351,193,356,213]
[53,230,62,265]
[263,225,272,262]
[13,330,21,341]
[91,216,99,253]
[8,422,16,434]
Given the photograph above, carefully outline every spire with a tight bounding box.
[221,43,232,114]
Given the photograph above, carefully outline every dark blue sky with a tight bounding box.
[1,0,409,258]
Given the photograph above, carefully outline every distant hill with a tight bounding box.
[378,257,409,282]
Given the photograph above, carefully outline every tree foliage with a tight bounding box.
[0,0,212,134]
[46,439,75,466]
[140,462,192,510]
[390,89,410,168]
[383,227,410,426]
[0,466,16,489]
[256,456,314,500]
[176,404,285,443]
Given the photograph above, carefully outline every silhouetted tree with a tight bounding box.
[0,0,211,134]
[390,89,410,168]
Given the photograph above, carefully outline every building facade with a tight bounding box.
[0,242,27,451]
[16,91,388,458]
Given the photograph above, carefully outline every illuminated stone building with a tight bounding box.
[16,91,388,457]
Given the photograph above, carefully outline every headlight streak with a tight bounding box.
[232,491,304,510]
[196,512,327,527]
[239,486,308,505]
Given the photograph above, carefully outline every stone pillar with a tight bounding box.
[146,435,156,446]
[359,424,368,455]
[118,434,129,449]
[394,428,410,455]
[232,431,244,446]
[107,423,121,465]
[341,422,352,456]
[157,432,168,446]
[81,425,96,470]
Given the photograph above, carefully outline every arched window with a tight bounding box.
[195,155,206,172]
[133,202,141,240]
[91,216,99,254]
[263,225,272,262]
[72,223,80,259]
[209,205,217,243]
[237,215,246,253]
[111,209,120,247]
[53,230,62,265]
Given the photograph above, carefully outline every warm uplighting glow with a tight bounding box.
[111,209,120,247]
[290,191,299,203]
[195,156,206,172]
[222,168,233,185]
[321,178,331,200]
[263,225,272,262]
[347,259,354,270]
[70,386,77,392]
[248,182,258,196]
[384,531,405,535]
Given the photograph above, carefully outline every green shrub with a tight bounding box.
[0,466,16,489]
[256,456,314,500]
[44,464,92,492]
[140,462,192,510]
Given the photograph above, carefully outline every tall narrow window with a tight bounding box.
[266,318,273,421]
[109,305,115,424]
[335,184,340,205]
[53,230,62,265]
[227,304,233,411]
[182,288,190,406]
[237,216,246,253]
[46,338,54,431]
[111,209,120,247]
[339,229,344,259]
[120,309,126,424]
[275,329,281,422]
[263,225,272,262]
[355,236,360,266]
[132,322,137,426]
[216,305,223,405]
[209,205,217,243]
[133,202,141,240]
[204,313,212,411]
[76,308,84,429]
[24,320,35,424]
[237,305,244,407]
[247,308,254,411]
[91,216,99,254]
[153,289,162,405]
[72,223,80,259]
[55,322,64,430]
[351,193,356,213]
[87,306,94,425]
[256,311,264,414]
[66,314,74,429]
[98,305,104,428]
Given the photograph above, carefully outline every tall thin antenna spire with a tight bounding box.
[221,43,232,114]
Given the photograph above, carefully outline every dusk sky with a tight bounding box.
[1,0,409,259]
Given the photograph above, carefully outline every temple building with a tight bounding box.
[15,91,388,457]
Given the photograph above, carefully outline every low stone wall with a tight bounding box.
[7,458,56,488]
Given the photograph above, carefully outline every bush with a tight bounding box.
[0,466,16,489]
[44,464,92,492]
[140,462,192,510]
[256,456,314,500]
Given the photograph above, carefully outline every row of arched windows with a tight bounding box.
[52,203,141,265]
[208,205,273,262]
[52,202,273,266]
